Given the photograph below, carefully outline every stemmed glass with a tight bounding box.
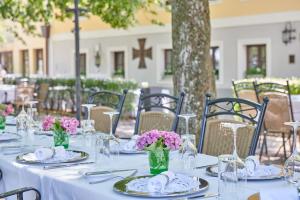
[221,123,246,162]
[81,104,96,134]
[284,121,300,187]
[81,104,96,149]
[103,111,120,161]
[16,94,30,145]
[220,122,248,198]
[178,113,197,169]
[27,100,38,130]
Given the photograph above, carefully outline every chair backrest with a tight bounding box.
[134,89,185,135]
[232,80,258,118]
[16,83,35,103]
[198,94,269,158]
[88,89,128,135]
[254,81,294,131]
[232,80,257,102]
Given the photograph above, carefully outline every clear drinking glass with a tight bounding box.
[27,100,39,131]
[16,94,29,145]
[178,113,197,170]
[103,111,120,160]
[284,121,300,187]
[220,122,248,197]
[81,104,96,147]
[218,154,239,200]
[95,133,118,169]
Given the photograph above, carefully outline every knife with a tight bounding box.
[187,193,218,199]
[194,164,217,169]
[173,193,219,200]
[43,161,94,170]
[85,168,137,176]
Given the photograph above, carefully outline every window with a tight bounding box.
[80,53,86,76]
[210,46,220,80]
[21,50,29,76]
[35,49,43,74]
[0,51,13,73]
[246,44,266,77]
[164,49,172,75]
[113,51,125,77]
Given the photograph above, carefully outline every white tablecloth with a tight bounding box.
[0,85,15,103]
[0,126,294,200]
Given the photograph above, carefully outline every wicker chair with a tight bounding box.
[254,81,294,159]
[232,80,258,117]
[15,82,35,111]
[198,94,269,159]
[88,90,127,135]
[0,169,41,200]
[134,89,185,135]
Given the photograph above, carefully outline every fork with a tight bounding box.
[88,169,138,184]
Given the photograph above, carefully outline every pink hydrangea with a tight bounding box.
[2,104,14,116]
[42,115,55,131]
[136,130,182,151]
[60,117,79,135]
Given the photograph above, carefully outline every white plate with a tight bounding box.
[0,132,21,142]
[206,165,284,181]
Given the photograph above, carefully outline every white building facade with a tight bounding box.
[49,11,300,96]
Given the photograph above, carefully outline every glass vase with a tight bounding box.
[0,115,5,131]
[53,131,69,149]
[148,148,169,175]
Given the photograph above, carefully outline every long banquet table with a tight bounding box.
[0,126,293,200]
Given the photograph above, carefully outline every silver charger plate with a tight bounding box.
[119,149,146,154]
[0,132,21,142]
[113,175,209,198]
[206,165,284,181]
[34,130,53,136]
[16,150,89,164]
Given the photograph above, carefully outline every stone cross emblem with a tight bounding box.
[132,38,152,69]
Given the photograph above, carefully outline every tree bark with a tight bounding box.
[172,0,216,130]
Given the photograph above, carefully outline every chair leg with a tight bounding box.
[259,132,268,160]
[282,132,287,159]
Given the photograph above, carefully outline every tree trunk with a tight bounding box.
[172,0,216,131]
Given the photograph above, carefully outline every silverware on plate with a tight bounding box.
[43,161,94,170]
[85,168,137,176]
[88,169,138,184]
[172,193,218,199]
[194,164,217,170]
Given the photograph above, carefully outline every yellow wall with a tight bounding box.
[0,25,45,75]
[211,0,300,19]
[51,0,300,35]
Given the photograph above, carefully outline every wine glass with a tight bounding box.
[16,94,30,145]
[221,122,248,193]
[27,100,38,130]
[81,104,96,148]
[284,121,300,187]
[178,113,197,169]
[81,104,96,133]
[103,111,120,161]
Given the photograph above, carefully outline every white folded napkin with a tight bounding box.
[54,146,67,160]
[260,186,298,200]
[34,147,54,161]
[147,171,176,193]
[121,135,140,151]
[241,156,281,177]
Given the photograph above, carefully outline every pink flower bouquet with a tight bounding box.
[42,116,79,135]
[136,130,182,151]
[42,116,79,149]
[0,104,14,117]
[136,130,181,174]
